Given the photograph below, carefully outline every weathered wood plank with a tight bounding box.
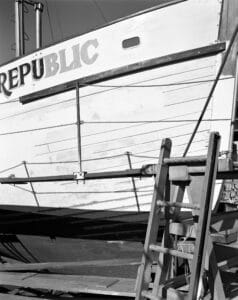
[135,138,171,300]
[0,294,49,300]
[0,272,136,297]
[1,156,238,185]
[188,132,220,299]
[0,258,139,272]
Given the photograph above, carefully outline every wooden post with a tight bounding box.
[188,132,220,300]
[126,152,140,212]
[135,138,171,300]
[76,82,83,173]
[23,161,40,207]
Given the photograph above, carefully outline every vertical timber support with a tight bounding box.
[135,138,172,300]
[126,152,140,212]
[188,132,220,300]
[23,161,40,207]
[76,82,83,173]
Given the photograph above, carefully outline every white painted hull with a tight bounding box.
[0,0,233,215]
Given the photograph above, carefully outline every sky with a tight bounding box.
[0,0,158,65]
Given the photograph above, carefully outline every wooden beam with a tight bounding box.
[211,210,238,232]
[0,272,136,297]
[0,258,139,272]
[20,43,226,104]
[1,156,238,184]
[188,132,220,300]
[0,174,77,184]
[0,294,49,300]
[135,138,172,300]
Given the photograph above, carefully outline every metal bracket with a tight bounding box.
[73,172,86,181]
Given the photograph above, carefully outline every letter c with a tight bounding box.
[81,39,99,65]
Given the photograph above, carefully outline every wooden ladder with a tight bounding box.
[135,132,225,300]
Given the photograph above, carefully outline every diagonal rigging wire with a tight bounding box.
[78,77,230,88]
[0,115,228,138]
[35,122,149,147]
[25,153,160,165]
[35,110,212,147]
[88,141,206,173]
[0,65,215,111]
[0,163,23,174]
[134,139,207,156]
[94,129,209,155]
[44,0,54,41]
[165,96,206,107]
[54,1,64,39]
[0,122,76,137]
[82,118,229,124]
[0,76,226,125]
[36,122,196,156]
[183,24,238,156]
[26,153,126,165]
[9,184,33,194]
[36,116,210,156]
[92,0,108,23]
[0,65,215,118]
[0,100,19,106]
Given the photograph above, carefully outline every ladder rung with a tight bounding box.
[157,200,200,210]
[149,244,194,260]
[141,290,161,300]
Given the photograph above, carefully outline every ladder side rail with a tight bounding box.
[151,184,186,298]
[135,138,172,300]
[187,132,221,300]
[152,178,172,292]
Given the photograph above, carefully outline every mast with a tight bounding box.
[15,0,44,56]
[15,0,24,56]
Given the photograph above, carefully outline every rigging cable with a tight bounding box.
[0,122,76,137]
[92,0,108,23]
[183,24,238,156]
[0,162,23,174]
[44,0,54,41]
[0,76,231,109]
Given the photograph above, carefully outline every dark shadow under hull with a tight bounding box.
[0,205,150,274]
[0,205,149,241]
